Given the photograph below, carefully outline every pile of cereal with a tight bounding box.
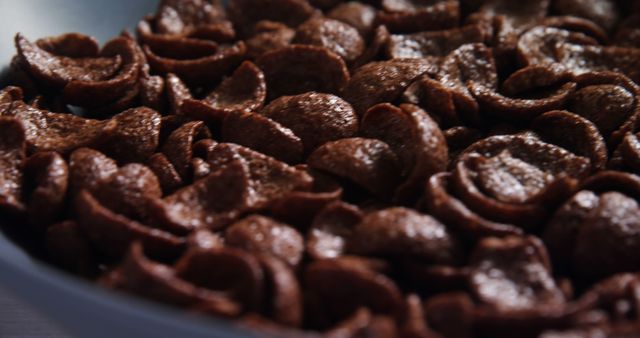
[2,0,640,337]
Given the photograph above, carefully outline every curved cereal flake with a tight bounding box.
[146,153,184,195]
[144,42,246,86]
[517,26,598,67]
[206,143,314,208]
[343,58,435,116]
[35,33,100,57]
[0,117,26,214]
[24,152,68,226]
[542,190,600,272]
[160,115,194,143]
[500,65,573,97]
[540,16,609,44]
[402,74,461,127]
[348,207,462,264]
[269,168,343,226]
[377,0,460,34]
[68,148,118,197]
[361,103,448,203]
[187,22,237,43]
[202,61,266,114]
[533,110,608,172]
[293,17,365,64]
[100,107,162,164]
[140,74,166,112]
[469,236,565,311]
[154,0,227,36]
[256,254,303,327]
[611,132,640,173]
[75,190,186,259]
[166,73,193,115]
[256,45,349,101]
[15,34,143,109]
[470,82,577,122]
[227,0,315,37]
[468,0,550,64]
[305,258,404,327]
[327,2,377,38]
[556,44,640,82]
[92,163,162,222]
[105,243,240,316]
[260,92,358,154]
[519,26,640,82]
[469,65,577,122]
[149,160,250,233]
[386,24,488,59]
[568,72,640,142]
[351,25,391,69]
[443,126,483,162]
[425,172,524,239]
[452,134,590,229]
[161,120,211,179]
[138,19,220,60]
[432,43,498,126]
[174,247,265,311]
[307,138,402,200]
[580,170,640,198]
[3,101,117,155]
[179,98,228,124]
[61,36,143,108]
[14,33,121,88]
[307,201,363,260]
[574,191,640,279]
[221,111,304,164]
[225,215,304,266]
[245,21,295,60]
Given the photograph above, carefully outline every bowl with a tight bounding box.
[0,1,260,337]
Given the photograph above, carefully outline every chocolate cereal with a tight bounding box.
[2,1,640,337]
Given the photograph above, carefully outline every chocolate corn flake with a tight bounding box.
[256,45,349,101]
[293,17,365,64]
[225,215,304,267]
[202,60,266,113]
[144,41,246,85]
[260,92,358,154]
[307,137,401,199]
[0,117,26,214]
[24,151,69,227]
[377,0,460,34]
[222,111,303,164]
[344,58,435,115]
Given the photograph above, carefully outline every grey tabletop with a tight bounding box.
[0,1,157,337]
[0,287,70,338]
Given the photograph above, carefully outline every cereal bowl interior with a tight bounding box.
[1,0,640,338]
